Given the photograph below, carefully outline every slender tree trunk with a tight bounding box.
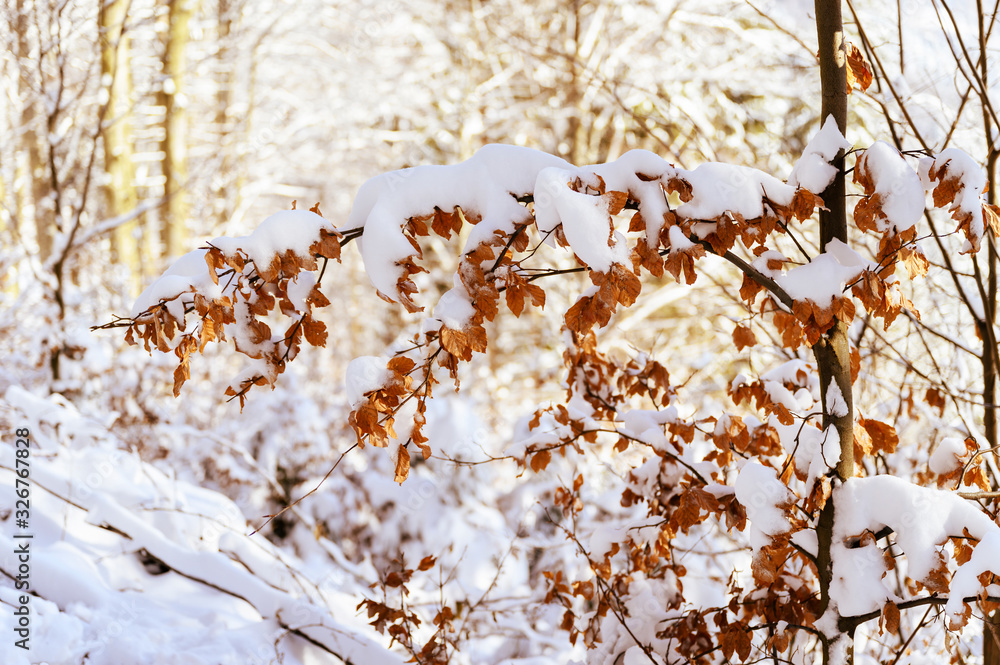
[814,0,853,480]
[983,154,997,478]
[987,608,1000,665]
[0,174,12,293]
[565,0,588,165]
[982,170,999,665]
[158,0,195,259]
[17,0,54,262]
[975,4,1000,659]
[813,1,855,662]
[100,0,141,284]
[214,0,236,228]
[984,182,1000,665]
[975,0,999,472]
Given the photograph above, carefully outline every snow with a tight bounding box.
[210,209,337,269]
[534,167,630,272]
[667,224,695,252]
[0,398,405,665]
[130,249,212,317]
[825,381,848,418]
[621,573,674,645]
[734,461,794,554]
[858,141,925,233]
[929,437,967,475]
[432,286,479,329]
[345,144,570,300]
[947,531,1000,626]
[750,249,789,280]
[763,380,799,413]
[589,149,675,245]
[760,359,810,385]
[919,148,989,252]
[589,524,626,560]
[345,356,390,408]
[285,272,317,313]
[792,529,818,558]
[831,475,1000,620]
[675,162,795,220]
[775,239,867,306]
[788,115,853,193]
[619,407,679,454]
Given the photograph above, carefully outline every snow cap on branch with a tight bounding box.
[209,209,335,271]
[775,239,867,306]
[131,248,212,319]
[854,141,924,234]
[832,476,1000,622]
[674,163,795,220]
[788,115,852,193]
[734,461,795,556]
[919,148,992,253]
[344,145,571,301]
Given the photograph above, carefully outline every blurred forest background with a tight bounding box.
[3,1,1000,664]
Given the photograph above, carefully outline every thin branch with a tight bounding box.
[845,592,1000,628]
[249,442,359,536]
[957,490,1000,500]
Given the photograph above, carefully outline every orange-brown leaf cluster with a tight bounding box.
[751,537,792,587]
[791,297,855,345]
[430,224,547,379]
[709,415,750,468]
[925,157,998,253]
[851,269,919,330]
[853,416,899,464]
[357,555,458,662]
[729,368,811,429]
[629,210,666,277]
[846,42,874,94]
[853,147,935,296]
[561,331,622,419]
[520,402,600,472]
[124,204,342,404]
[664,243,706,285]
[395,205,482,312]
[565,263,642,334]
[347,355,433,484]
[733,325,757,351]
[719,621,752,662]
[439,325,488,362]
[617,354,674,408]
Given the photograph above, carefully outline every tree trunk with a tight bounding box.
[976,3,1000,659]
[983,180,1000,665]
[100,0,141,284]
[814,0,853,482]
[813,0,855,662]
[158,0,195,260]
[986,610,1000,665]
[213,0,236,228]
[16,0,54,262]
[565,0,584,165]
[0,171,9,241]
